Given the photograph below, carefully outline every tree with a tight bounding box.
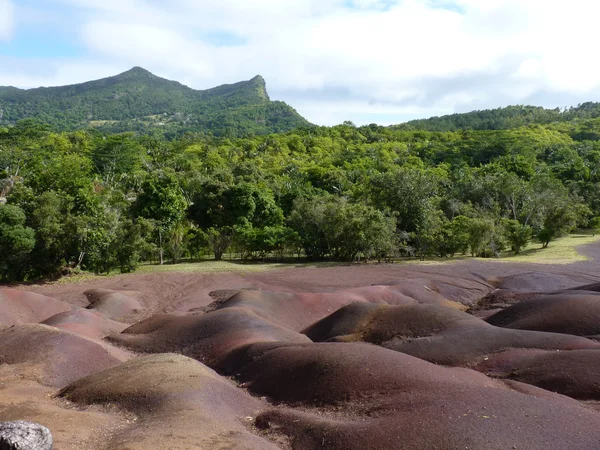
[289,195,396,262]
[112,218,155,273]
[165,222,189,264]
[188,181,284,260]
[412,206,445,260]
[133,172,188,264]
[503,219,532,255]
[590,217,600,236]
[91,134,144,183]
[27,191,77,276]
[234,225,299,261]
[288,196,330,260]
[370,167,443,234]
[0,205,35,281]
[468,218,497,257]
[205,227,234,261]
[538,200,585,248]
[440,215,472,256]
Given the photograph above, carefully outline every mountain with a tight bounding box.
[395,103,600,132]
[0,67,311,137]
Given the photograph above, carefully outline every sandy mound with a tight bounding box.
[304,303,600,366]
[497,271,592,292]
[238,342,600,450]
[486,292,600,336]
[302,302,384,342]
[0,289,71,326]
[42,309,128,339]
[212,285,461,332]
[110,307,311,367]
[59,354,278,449]
[0,324,126,387]
[0,371,130,450]
[303,302,481,343]
[7,260,600,448]
[573,281,600,292]
[84,289,144,322]
[477,348,600,400]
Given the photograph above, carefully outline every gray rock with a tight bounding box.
[0,421,53,450]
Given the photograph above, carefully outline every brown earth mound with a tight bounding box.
[109,307,311,367]
[469,288,541,314]
[237,342,600,450]
[573,281,600,292]
[212,285,461,332]
[0,372,129,450]
[42,309,128,339]
[497,271,592,292]
[486,292,600,336]
[6,260,600,449]
[303,302,482,343]
[477,348,600,400]
[0,289,71,326]
[84,288,144,322]
[304,303,600,366]
[59,354,278,450]
[0,324,126,387]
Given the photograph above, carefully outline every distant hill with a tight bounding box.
[0,67,311,137]
[395,103,600,132]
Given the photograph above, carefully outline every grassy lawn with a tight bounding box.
[492,233,600,265]
[47,233,600,285]
[136,234,600,275]
[400,233,600,266]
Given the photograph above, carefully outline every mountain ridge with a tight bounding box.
[0,68,310,137]
[394,103,600,132]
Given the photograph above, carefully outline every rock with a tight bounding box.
[0,421,52,450]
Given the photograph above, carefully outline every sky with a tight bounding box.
[1,0,600,126]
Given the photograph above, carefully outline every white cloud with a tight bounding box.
[3,0,600,125]
[0,0,15,41]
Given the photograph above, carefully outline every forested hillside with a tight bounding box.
[0,68,310,137]
[399,103,600,132]
[2,113,600,282]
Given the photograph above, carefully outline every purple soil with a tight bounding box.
[304,302,600,366]
[0,324,126,387]
[84,288,144,322]
[59,354,278,449]
[0,289,71,326]
[209,282,467,332]
[109,307,311,367]
[4,244,600,449]
[239,342,600,450]
[42,309,128,339]
[486,292,600,336]
[477,348,600,400]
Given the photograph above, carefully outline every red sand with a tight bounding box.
[1,248,600,449]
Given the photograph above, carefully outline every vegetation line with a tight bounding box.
[3,107,600,283]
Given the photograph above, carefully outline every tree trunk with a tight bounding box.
[76,251,85,269]
[158,229,164,265]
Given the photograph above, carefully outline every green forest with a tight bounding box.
[0,68,310,137]
[2,109,600,282]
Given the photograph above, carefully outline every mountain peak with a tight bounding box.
[129,66,152,74]
[115,66,155,80]
[250,74,265,84]
[248,75,269,101]
[0,69,311,136]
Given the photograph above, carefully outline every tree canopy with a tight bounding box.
[2,110,599,281]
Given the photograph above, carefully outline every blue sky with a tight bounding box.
[1,0,600,126]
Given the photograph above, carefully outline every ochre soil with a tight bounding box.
[2,242,600,449]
